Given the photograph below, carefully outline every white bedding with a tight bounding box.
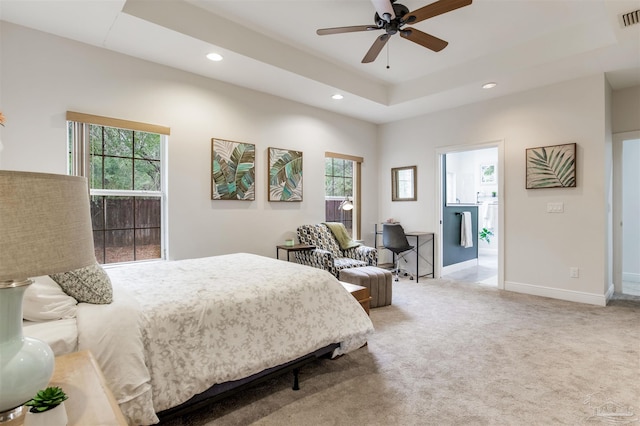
[78,253,374,425]
[23,318,78,356]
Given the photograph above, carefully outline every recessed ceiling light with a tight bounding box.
[206,53,223,62]
[331,94,344,100]
[482,82,497,89]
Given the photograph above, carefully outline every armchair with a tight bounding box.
[295,224,377,277]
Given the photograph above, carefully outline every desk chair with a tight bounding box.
[382,223,414,282]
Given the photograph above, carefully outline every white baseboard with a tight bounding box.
[622,272,640,283]
[505,281,608,306]
[442,259,478,275]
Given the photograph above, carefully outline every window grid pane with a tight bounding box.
[91,195,161,264]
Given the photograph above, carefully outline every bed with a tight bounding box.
[22,253,374,425]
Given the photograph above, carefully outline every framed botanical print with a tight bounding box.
[526,143,576,189]
[211,138,255,200]
[480,164,496,184]
[268,147,303,201]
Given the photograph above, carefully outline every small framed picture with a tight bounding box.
[480,164,496,184]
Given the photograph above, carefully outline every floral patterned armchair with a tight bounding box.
[295,224,377,277]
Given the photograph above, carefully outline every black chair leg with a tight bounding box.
[394,260,399,281]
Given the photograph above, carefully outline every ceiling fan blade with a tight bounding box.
[317,25,380,36]
[371,0,395,22]
[362,34,390,63]
[400,28,448,52]
[403,0,472,25]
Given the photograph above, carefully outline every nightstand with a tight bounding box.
[8,350,127,426]
[340,281,372,315]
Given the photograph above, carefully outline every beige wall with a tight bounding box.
[0,23,379,260]
[612,85,640,133]
[1,22,632,305]
[378,75,611,305]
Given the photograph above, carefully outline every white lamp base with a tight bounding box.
[0,281,54,416]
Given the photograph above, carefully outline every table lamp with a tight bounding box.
[0,171,96,421]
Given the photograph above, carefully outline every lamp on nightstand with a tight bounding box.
[0,171,96,421]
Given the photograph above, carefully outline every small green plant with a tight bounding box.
[479,227,494,244]
[25,387,68,413]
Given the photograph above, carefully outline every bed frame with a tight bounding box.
[157,343,340,421]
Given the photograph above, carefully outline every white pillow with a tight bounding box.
[22,276,78,321]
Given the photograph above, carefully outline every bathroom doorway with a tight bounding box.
[613,132,640,296]
[436,141,504,289]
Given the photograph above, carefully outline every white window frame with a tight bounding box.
[66,112,169,264]
[325,152,363,240]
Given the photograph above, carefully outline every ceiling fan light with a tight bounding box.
[331,94,344,100]
[482,82,497,89]
[206,53,223,62]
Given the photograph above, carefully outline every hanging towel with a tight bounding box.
[460,211,474,248]
[483,202,496,230]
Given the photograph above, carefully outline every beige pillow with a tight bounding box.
[23,276,78,321]
[50,263,113,304]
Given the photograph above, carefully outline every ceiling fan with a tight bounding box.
[316,0,472,64]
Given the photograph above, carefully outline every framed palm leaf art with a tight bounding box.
[526,142,576,189]
[268,147,303,201]
[211,138,255,200]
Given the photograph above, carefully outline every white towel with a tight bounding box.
[483,202,496,230]
[460,211,473,248]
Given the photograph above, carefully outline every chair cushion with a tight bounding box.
[334,257,367,270]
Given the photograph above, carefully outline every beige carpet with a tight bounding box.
[162,279,640,425]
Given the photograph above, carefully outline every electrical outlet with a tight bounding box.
[547,202,564,213]
[570,267,579,278]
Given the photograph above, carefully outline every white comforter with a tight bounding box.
[76,253,374,425]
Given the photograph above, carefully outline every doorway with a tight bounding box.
[613,132,640,296]
[436,141,504,289]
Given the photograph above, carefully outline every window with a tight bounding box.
[325,152,363,239]
[67,112,169,264]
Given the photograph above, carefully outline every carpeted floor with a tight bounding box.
[162,278,640,426]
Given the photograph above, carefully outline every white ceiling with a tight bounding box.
[1,0,639,124]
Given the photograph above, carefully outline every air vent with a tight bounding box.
[621,9,639,27]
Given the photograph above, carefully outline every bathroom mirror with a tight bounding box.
[391,166,416,201]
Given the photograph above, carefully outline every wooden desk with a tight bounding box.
[8,350,127,426]
[276,244,315,261]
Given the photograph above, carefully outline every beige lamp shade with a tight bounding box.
[0,171,96,281]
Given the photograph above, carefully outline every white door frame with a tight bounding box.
[435,140,505,290]
[612,130,640,293]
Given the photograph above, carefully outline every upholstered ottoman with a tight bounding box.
[339,266,392,308]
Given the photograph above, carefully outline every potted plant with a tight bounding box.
[23,386,68,426]
[479,227,494,244]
